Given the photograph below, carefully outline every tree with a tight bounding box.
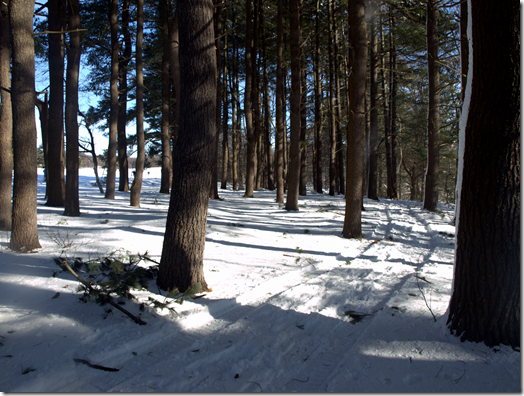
[63,0,81,217]
[367,0,378,201]
[9,0,41,251]
[342,0,366,239]
[46,0,66,208]
[130,0,144,207]
[105,0,119,200]
[274,0,285,203]
[285,0,301,211]
[0,0,12,231]
[157,0,216,292]
[244,0,256,198]
[447,0,520,349]
[423,0,440,211]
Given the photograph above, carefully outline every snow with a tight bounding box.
[0,167,519,392]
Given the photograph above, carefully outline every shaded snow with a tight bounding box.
[0,168,519,392]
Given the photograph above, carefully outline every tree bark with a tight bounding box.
[342,0,366,239]
[63,0,81,217]
[9,0,41,251]
[130,0,144,207]
[159,0,173,194]
[313,0,322,194]
[105,0,119,200]
[367,0,378,201]
[423,0,440,211]
[275,0,284,203]
[244,0,256,197]
[220,8,229,190]
[210,0,221,199]
[285,0,301,211]
[0,0,12,231]
[158,0,216,293]
[447,0,520,349]
[327,0,336,196]
[46,0,66,207]
[117,0,131,193]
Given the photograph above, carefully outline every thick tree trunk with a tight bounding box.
[221,12,229,191]
[64,0,81,217]
[447,0,520,349]
[130,0,144,207]
[342,0,366,239]
[423,0,440,211]
[285,0,301,211]
[105,0,119,200]
[9,0,41,251]
[210,0,221,199]
[46,0,66,207]
[0,0,13,231]
[334,22,344,196]
[327,0,336,196]
[244,0,256,197]
[158,0,216,293]
[275,0,285,203]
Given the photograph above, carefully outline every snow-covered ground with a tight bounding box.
[0,168,519,392]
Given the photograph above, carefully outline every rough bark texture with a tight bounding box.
[9,0,41,251]
[46,0,66,207]
[130,0,144,207]
[285,0,301,211]
[342,0,366,239]
[105,0,119,200]
[63,0,81,217]
[423,0,440,211]
[158,0,216,293]
[0,0,12,231]
[447,0,520,349]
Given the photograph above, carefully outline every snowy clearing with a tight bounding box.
[0,168,519,392]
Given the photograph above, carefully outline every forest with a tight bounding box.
[0,0,519,363]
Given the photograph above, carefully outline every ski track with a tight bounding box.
[41,197,455,393]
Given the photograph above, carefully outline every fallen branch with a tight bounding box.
[61,259,147,325]
[73,358,119,372]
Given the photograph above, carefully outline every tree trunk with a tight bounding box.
[105,0,119,200]
[158,0,216,293]
[423,0,440,211]
[299,58,307,196]
[170,11,180,147]
[63,0,81,217]
[244,0,256,197]
[342,0,366,239]
[160,0,173,194]
[220,9,229,190]
[367,0,378,201]
[275,0,284,203]
[46,0,66,207]
[334,21,344,195]
[0,0,12,230]
[387,9,398,200]
[285,0,301,211]
[327,0,336,196]
[9,0,41,251]
[210,0,221,199]
[313,0,322,194]
[447,0,520,349]
[117,0,131,193]
[130,0,144,207]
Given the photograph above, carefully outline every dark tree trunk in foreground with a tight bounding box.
[342,0,366,239]
[158,0,216,293]
[9,0,41,251]
[0,0,12,231]
[130,0,144,207]
[367,0,378,201]
[46,0,66,207]
[64,0,81,216]
[285,0,301,211]
[423,0,440,211]
[105,0,119,199]
[447,0,520,349]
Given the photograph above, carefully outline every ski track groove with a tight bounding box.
[67,199,449,392]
